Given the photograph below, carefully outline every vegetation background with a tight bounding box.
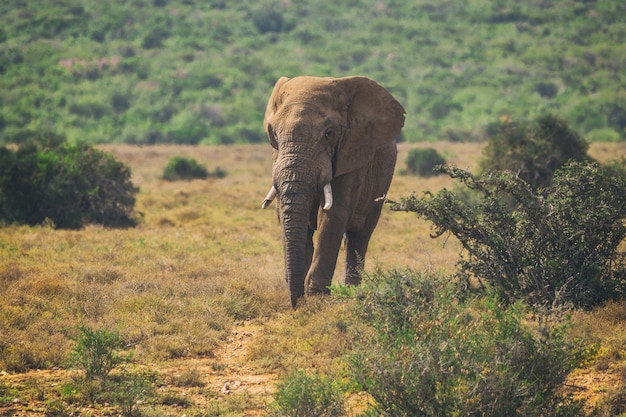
[2,142,626,416]
[1,0,625,146]
[2,0,626,415]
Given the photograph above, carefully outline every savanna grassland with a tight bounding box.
[2,141,626,416]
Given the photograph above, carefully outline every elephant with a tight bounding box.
[261,76,405,308]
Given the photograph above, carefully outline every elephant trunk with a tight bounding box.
[280,193,312,308]
[274,146,333,307]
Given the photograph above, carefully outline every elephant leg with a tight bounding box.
[344,231,369,286]
[305,207,349,296]
[344,198,385,286]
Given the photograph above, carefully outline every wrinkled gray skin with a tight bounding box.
[262,76,405,308]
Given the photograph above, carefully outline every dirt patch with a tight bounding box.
[1,320,279,416]
[161,320,279,415]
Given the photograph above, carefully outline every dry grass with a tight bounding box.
[1,141,625,415]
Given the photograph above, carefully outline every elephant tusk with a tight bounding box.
[262,186,277,209]
[322,183,333,211]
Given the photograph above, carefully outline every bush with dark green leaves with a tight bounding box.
[348,269,590,417]
[390,161,626,309]
[162,156,226,181]
[481,114,590,191]
[405,147,446,177]
[0,133,138,229]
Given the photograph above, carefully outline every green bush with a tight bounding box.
[69,326,130,384]
[68,326,155,416]
[162,156,226,181]
[349,269,590,417]
[480,114,590,191]
[109,372,156,417]
[0,134,138,229]
[405,147,446,177]
[268,369,345,417]
[252,8,285,34]
[162,156,208,181]
[390,161,626,309]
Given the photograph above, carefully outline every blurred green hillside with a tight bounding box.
[1,0,624,145]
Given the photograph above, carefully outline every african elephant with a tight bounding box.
[261,76,405,308]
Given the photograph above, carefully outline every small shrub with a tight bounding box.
[405,148,446,177]
[252,8,285,34]
[162,156,209,181]
[348,269,590,417]
[172,367,205,387]
[0,381,19,406]
[595,383,626,417]
[110,372,156,417]
[141,27,170,49]
[162,156,226,181]
[480,114,590,190]
[69,326,130,385]
[535,81,559,98]
[268,369,345,417]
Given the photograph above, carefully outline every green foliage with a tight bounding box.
[480,114,590,190]
[0,381,19,406]
[66,327,156,416]
[69,326,130,384]
[390,161,626,309]
[349,269,590,417]
[1,0,625,145]
[163,156,208,181]
[0,133,138,228]
[162,156,226,181]
[268,369,345,417]
[109,372,156,417]
[405,147,446,177]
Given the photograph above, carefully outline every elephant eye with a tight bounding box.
[324,129,333,139]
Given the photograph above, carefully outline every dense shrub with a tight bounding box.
[604,96,626,138]
[252,8,285,34]
[348,269,589,417]
[162,156,226,181]
[405,147,446,177]
[0,134,138,229]
[535,81,559,98]
[480,114,590,190]
[390,162,626,309]
[268,369,344,417]
[162,156,209,181]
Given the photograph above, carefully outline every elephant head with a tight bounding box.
[262,76,405,307]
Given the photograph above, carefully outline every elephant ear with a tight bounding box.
[335,76,405,177]
[264,77,290,149]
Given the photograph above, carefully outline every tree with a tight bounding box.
[480,114,590,191]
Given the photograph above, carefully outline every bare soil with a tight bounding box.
[162,320,279,416]
[0,320,278,416]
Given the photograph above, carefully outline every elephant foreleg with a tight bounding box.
[305,207,348,296]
